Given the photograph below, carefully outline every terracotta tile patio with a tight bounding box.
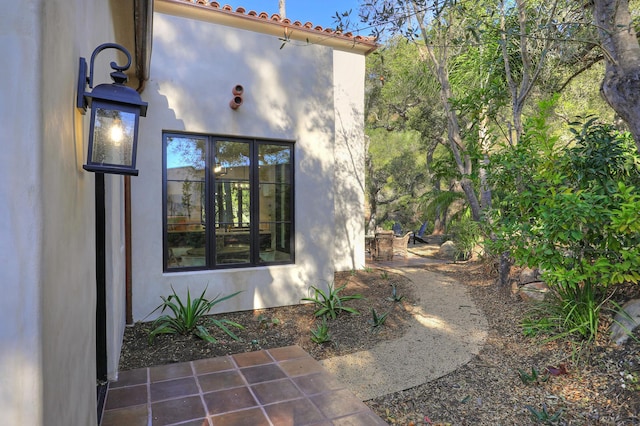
[100,345,387,426]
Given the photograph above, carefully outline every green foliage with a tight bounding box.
[448,213,483,260]
[181,179,192,218]
[301,282,363,319]
[256,314,280,329]
[310,318,331,344]
[369,308,389,332]
[148,286,243,343]
[364,37,437,230]
[523,282,604,342]
[525,403,564,424]
[421,187,466,225]
[489,104,640,341]
[521,312,555,337]
[518,367,549,385]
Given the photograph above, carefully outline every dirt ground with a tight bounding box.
[119,258,640,425]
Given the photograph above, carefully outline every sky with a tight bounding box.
[223,0,365,31]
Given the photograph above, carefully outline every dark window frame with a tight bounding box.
[162,132,295,271]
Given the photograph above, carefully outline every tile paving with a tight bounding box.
[101,345,387,426]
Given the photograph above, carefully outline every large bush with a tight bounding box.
[489,104,640,340]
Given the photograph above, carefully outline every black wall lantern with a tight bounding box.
[77,43,148,176]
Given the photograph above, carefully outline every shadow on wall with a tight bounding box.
[138,13,367,313]
[334,105,366,270]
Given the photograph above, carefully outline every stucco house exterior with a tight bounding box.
[1,0,375,424]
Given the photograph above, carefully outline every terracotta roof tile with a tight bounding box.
[164,0,377,51]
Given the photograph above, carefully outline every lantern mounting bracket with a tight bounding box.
[77,43,134,114]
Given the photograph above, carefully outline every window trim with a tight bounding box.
[162,131,295,271]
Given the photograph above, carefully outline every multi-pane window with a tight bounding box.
[163,133,294,270]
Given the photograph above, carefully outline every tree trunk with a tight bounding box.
[411,1,483,222]
[365,151,378,233]
[432,179,446,234]
[479,154,491,212]
[478,114,492,213]
[593,0,640,152]
[498,251,512,287]
[460,178,482,221]
[500,0,556,145]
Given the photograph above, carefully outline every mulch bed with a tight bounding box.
[119,260,640,425]
[119,269,416,370]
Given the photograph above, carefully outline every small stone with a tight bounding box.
[519,282,550,302]
[610,299,640,345]
[519,267,540,285]
[439,241,458,259]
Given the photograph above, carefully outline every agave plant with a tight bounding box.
[301,282,363,319]
[310,318,332,344]
[148,286,243,343]
[369,308,389,332]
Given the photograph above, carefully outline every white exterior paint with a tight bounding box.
[333,50,367,271]
[132,10,367,320]
[1,0,371,422]
[1,0,130,424]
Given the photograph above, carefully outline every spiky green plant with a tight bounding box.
[302,282,363,319]
[369,308,389,332]
[310,318,331,344]
[525,403,564,424]
[517,367,548,385]
[387,283,405,302]
[148,286,243,343]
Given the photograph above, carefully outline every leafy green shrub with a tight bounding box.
[302,282,363,319]
[148,286,243,343]
[310,318,331,344]
[448,213,483,260]
[489,106,640,341]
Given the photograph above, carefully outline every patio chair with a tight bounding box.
[392,222,402,236]
[371,230,394,261]
[393,231,413,258]
[411,222,428,244]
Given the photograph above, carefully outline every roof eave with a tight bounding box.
[155,0,378,55]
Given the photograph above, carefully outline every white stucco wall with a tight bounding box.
[1,0,129,424]
[1,3,44,425]
[132,11,366,320]
[333,50,367,271]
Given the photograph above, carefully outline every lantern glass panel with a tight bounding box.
[92,108,136,166]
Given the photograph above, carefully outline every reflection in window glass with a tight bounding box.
[166,136,206,269]
[258,144,292,263]
[214,141,251,266]
[163,134,294,270]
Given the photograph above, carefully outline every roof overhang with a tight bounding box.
[155,0,378,55]
[110,0,153,92]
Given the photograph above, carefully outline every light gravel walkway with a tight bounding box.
[319,265,488,401]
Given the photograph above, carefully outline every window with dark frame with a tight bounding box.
[163,133,294,271]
